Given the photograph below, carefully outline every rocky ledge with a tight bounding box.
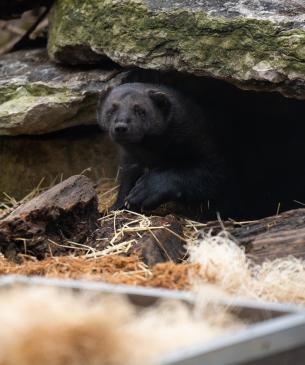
[0,49,125,135]
[48,0,305,99]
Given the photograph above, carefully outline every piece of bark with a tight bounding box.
[0,175,99,258]
[202,209,305,264]
[128,215,186,266]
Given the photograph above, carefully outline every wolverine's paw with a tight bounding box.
[109,200,126,212]
[126,172,173,212]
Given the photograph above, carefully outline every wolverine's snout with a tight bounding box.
[114,123,128,134]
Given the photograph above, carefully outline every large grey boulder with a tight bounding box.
[0,49,125,135]
[48,0,305,99]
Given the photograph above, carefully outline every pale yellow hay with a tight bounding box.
[188,231,305,305]
[96,177,118,213]
[256,258,305,303]
[0,287,243,365]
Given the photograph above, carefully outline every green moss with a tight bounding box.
[0,83,76,117]
[0,83,73,103]
[48,0,305,95]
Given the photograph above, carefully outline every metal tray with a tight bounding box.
[0,275,304,365]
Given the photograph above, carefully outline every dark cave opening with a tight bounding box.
[125,69,305,219]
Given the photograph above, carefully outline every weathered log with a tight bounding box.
[94,212,186,266]
[0,175,99,259]
[203,209,305,263]
[0,0,53,19]
[128,215,186,266]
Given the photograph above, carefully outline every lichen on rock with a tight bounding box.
[0,49,124,135]
[0,83,87,135]
[48,0,305,98]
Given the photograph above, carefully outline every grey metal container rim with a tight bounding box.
[159,311,305,365]
[1,274,305,365]
[0,274,303,314]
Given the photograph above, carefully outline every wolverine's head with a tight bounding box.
[97,83,172,144]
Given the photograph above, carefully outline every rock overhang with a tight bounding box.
[0,49,124,135]
[47,0,305,99]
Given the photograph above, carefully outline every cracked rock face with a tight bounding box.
[48,0,305,99]
[0,49,125,135]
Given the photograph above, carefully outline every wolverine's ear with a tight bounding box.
[96,87,112,126]
[148,90,171,117]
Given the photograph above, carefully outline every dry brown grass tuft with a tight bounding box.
[3,177,305,306]
[96,177,118,213]
[0,255,197,290]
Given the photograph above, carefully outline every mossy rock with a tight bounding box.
[48,0,305,98]
[0,49,125,136]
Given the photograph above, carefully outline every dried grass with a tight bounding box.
[0,255,197,290]
[0,177,59,219]
[96,209,172,246]
[83,209,186,261]
[3,230,305,306]
[3,177,305,306]
[0,287,243,365]
[189,231,305,305]
[96,177,118,213]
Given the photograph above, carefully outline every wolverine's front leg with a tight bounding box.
[110,153,144,211]
[126,169,180,211]
[126,158,228,212]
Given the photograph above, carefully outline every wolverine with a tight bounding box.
[97,82,235,219]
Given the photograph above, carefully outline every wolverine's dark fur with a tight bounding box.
[97,82,236,219]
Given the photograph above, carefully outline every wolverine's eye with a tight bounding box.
[133,104,146,118]
[106,103,118,118]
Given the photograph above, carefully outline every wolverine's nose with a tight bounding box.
[114,123,128,134]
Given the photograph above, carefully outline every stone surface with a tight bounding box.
[48,0,305,98]
[0,175,99,259]
[0,48,126,135]
[0,129,118,200]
